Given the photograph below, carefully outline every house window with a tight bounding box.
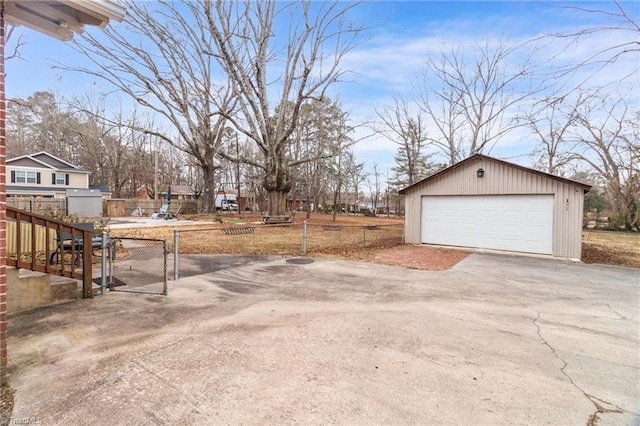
[54,173,66,185]
[16,171,38,184]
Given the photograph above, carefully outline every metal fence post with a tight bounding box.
[109,239,114,289]
[173,229,179,280]
[163,239,168,296]
[363,226,366,247]
[101,231,107,295]
[302,221,307,254]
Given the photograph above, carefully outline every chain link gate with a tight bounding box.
[106,237,168,295]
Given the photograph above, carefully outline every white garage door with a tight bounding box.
[421,195,553,255]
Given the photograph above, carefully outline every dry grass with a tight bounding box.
[110,213,405,259]
[582,230,640,268]
[108,214,639,268]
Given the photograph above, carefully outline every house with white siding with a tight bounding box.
[6,152,91,198]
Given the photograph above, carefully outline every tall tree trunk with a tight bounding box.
[200,164,216,213]
[263,150,292,215]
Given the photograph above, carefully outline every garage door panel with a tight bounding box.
[421,195,553,255]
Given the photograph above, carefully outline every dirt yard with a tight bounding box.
[110,213,471,271]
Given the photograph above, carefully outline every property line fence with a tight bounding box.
[173,221,404,279]
[7,197,67,216]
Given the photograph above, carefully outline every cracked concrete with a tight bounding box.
[7,252,640,425]
[532,310,626,426]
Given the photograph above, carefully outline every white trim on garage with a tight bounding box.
[421,195,554,255]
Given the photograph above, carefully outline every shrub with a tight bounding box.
[42,210,80,223]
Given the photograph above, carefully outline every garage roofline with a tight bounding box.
[399,154,592,195]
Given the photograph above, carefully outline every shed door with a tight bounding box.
[421,195,553,255]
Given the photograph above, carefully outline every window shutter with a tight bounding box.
[52,173,56,185]
[65,174,69,185]
[37,173,41,184]
[10,171,15,183]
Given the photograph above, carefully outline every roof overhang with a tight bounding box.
[5,0,126,41]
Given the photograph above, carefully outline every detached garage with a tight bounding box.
[399,154,591,259]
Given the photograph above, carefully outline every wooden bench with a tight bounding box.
[49,222,107,266]
[262,215,292,225]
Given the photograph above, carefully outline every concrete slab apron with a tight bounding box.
[7,253,640,425]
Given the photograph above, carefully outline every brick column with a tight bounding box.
[0,0,8,385]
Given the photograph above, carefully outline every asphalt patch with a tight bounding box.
[285,257,314,265]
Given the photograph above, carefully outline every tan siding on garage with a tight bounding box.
[403,156,588,259]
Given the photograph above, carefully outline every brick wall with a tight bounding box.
[0,1,7,384]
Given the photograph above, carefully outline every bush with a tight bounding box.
[94,219,110,235]
[42,210,80,223]
[608,214,638,232]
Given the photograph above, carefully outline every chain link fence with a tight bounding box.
[106,237,168,295]
[173,222,404,279]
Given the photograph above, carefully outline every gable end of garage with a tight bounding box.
[401,154,591,259]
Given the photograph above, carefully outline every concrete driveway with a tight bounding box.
[7,253,639,425]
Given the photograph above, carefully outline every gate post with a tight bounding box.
[82,229,93,298]
[163,239,168,296]
[101,231,107,295]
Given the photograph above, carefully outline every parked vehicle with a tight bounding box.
[215,193,238,211]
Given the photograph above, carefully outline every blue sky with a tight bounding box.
[6,1,639,178]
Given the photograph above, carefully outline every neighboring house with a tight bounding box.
[159,185,199,201]
[6,152,90,198]
[399,154,591,260]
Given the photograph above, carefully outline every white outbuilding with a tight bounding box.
[399,154,591,260]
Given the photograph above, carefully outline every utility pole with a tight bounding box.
[153,149,158,200]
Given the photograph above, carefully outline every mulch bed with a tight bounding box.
[373,245,470,270]
[582,243,640,268]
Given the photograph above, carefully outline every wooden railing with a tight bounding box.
[6,206,94,298]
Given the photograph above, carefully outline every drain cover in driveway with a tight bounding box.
[286,257,314,265]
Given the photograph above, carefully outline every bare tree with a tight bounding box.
[548,1,639,87]
[61,0,235,212]
[518,97,578,175]
[414,38,545,164]
[6,97,36,158]
[366,162,382,217]
[71,93,186,198]
[202,0,365,215]
[326,146,359,222]
[375,96,432,186]
[5,25,25,61]
[288,98,352,218]
[7,91,81,160]
[568,90,639,230]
